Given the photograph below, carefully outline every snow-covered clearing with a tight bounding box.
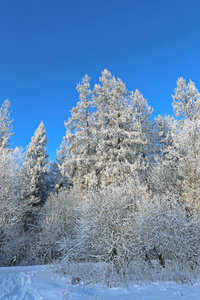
[0,265,200,300]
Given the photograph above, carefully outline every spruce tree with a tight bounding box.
[128,89,154,183]
[24,121,49,206]
[64,74,95,190]
[51,139,69,193]
[172,78,200,212]
[0,99,14,149]
[150,115,182,196]
[92,70,150,187]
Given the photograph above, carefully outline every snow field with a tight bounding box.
[0,265,200,300]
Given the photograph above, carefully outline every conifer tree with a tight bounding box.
[92,70,149,187]
[52,138,69,193]
[64,74,95,190]
[92,70,127,186]
[24,121,49,207]
[64,70,155,189]
[150,115,182,196]
[172,78,200,212]
[0,99,14,149]
[128,89,154,182]
[172,77,200,120]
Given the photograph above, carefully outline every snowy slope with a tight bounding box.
[0,265,200,300]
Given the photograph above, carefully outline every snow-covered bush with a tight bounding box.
[58,182,200,284]
[58,178,149,284]
[37,190,79,264]
[136,194,200,280]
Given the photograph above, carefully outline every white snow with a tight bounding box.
[0,265,200,300]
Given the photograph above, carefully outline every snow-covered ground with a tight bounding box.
[0,265,200,300]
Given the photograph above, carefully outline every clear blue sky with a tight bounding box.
[1,0,200,160]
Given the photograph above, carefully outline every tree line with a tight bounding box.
[0,70,200,283]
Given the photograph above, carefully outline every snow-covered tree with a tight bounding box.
[23,121,49,207]
[56,138,68,167]
[48,139,70,193]
[174,118,200,212]
[92,70,130,186]
[92,70,150,187]
[19,122,49,262]
[55,138,70,192]
[0,99,14,149]
[172,78,200,212]
[128,89,154,182]
[63,70,155,190]
[64,74,95,190]
[172,77,200,121]
[150,115,182,196]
